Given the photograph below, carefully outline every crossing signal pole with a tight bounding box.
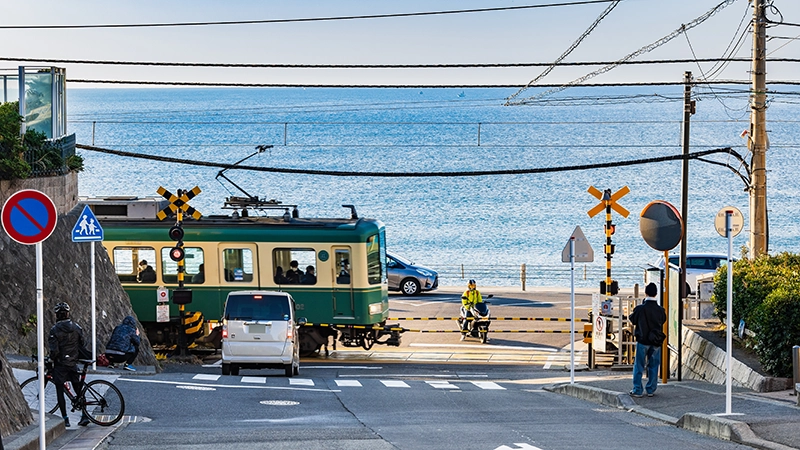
[588,186,630,297]
[749,0,768,258]
[157,186,202,357]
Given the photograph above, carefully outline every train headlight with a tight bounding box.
[369,303,382,315]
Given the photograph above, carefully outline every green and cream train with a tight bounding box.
[83,196,400,355]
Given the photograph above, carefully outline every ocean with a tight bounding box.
[67,86,800,288]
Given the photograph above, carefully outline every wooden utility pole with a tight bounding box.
[750,0,768,257]
[678,70,694,381]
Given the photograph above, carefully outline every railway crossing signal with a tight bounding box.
[587,186,630,297]
[157,186,203,356]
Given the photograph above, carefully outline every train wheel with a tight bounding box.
[361,331,376,351]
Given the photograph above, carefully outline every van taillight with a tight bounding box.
[222,327,228,339]
[286,326,294,339]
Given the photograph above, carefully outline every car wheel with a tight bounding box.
[401,278,420,296]
[222,363,231,376]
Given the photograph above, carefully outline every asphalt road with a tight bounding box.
[94,362,751,450]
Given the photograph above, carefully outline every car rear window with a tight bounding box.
[225,294,290,321]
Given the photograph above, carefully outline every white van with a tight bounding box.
[221,291,305,377]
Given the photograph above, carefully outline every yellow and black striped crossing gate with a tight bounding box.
[303,316,591,334]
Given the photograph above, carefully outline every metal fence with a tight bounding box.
[435,263,644,289]
[23,133,76,177]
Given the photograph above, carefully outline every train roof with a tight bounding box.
[78,196,384,243]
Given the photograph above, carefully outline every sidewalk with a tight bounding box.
[545,374,800,450]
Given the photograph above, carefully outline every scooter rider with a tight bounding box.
[460,279,483,340]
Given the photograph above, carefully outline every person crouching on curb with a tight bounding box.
[105,315,141,372]
[630,282,666,398]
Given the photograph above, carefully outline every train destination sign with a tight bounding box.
[1,189,58,245]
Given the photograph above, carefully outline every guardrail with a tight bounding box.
[434,263,643,289]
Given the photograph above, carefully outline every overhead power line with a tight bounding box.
[76,143,740,178]
[6,56,794,68]
[0,1,617,29]
[68,78,800,88]
[507,0,738,104]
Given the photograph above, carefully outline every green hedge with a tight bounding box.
[712,252,800,377]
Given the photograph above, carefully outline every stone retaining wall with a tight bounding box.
[0,172,78,214]
[672,326,793,392]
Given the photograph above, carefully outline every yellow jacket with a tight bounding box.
[461,289,483,308]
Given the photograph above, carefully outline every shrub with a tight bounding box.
[749,283,800,377]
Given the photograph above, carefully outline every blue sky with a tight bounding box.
[1,0,798,86]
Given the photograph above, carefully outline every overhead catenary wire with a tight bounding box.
[506,0,739,105]
[76,144,742,178]
[0,1,618,29]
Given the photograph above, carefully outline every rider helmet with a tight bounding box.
[54,302,70,314]
[467,279,476,290]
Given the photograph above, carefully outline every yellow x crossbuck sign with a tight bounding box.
[156,186,203,221]
[587,185,630,218]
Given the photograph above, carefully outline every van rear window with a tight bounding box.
[225,295,290,321]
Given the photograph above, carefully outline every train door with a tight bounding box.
[332,247,354,318]
[218,244,259,304]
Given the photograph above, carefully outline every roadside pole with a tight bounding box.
[562,226,593,383]
[71,205,104,370]
[714,206,743,415]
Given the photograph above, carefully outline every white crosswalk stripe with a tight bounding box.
[381,380,410,388]
[289,378,315,386]
[335,380,363,387]
[241,376,266,384]
[426,381,459,389]
[471,381,505,390]
[193,374,220,381]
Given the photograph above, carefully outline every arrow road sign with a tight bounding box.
[1,189,58,245]
[72,205,104,242]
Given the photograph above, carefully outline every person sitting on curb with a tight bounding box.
[105,315,141,372]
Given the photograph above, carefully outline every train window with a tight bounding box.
[160,247,205,284]
[222,248,253,282]
[112,246,156,283]
[335,249,351,285]
[366,234,383,285]
[273,248,317,285]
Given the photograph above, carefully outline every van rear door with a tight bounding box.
[224,293,290,357]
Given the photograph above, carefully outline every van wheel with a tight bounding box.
[231,365,240,376]
[284,363,294,378]
[293,364,299,376]
[222,363,231,376]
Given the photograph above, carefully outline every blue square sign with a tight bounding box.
[72,205,104,242]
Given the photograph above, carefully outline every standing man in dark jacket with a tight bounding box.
[629,283,667,397]
[105,315,141,371]
[48,302,90,427]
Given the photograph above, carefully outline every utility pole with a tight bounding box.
[678,70,694,381]
[750,0,768,257]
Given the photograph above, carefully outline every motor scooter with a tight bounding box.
[458,294,493,343]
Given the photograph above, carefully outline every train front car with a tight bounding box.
[89,197,398,357]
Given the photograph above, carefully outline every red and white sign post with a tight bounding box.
[2,190,58,450]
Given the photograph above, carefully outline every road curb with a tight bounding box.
[4,414,65,450]
[546,382,793,450]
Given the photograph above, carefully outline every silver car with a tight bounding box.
[387,253,438,296]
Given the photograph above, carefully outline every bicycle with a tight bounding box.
[19,357,125,426]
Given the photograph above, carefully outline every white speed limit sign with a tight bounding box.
[715,206,744,238]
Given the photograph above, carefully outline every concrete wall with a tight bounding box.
[0,172,78,214]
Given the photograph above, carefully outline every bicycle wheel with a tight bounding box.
[19,376,59,415]
[81,380,125,426]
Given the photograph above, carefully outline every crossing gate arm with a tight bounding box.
[387,317,590,322]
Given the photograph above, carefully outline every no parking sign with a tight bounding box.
[1,190,57,245]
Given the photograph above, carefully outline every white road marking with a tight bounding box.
[471,381,505,390]
[192,374,220,381]
[241,376,266,384]
[426,381,459,389]
[301,366,383,370]
[289,378,315,386]
[494,444,543,450]
[380,380,410,388]
[335,380,363,387]
[339,373,487,378]
[117,377,338,392]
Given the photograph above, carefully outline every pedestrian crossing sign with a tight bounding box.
[72,205,104,242]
